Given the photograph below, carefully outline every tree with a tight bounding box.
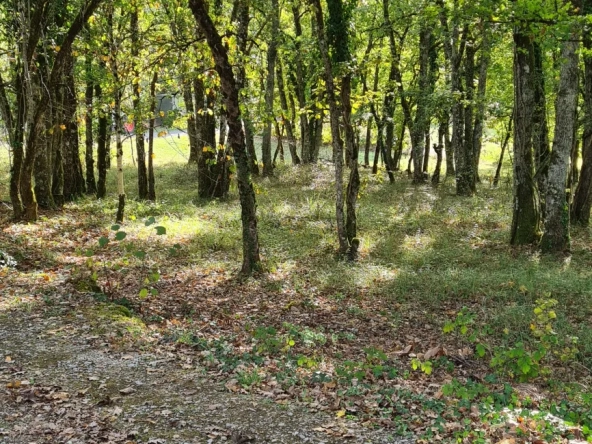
[188,0,262,274]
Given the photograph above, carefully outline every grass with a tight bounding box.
[1,132,591,442]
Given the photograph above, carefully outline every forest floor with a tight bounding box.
[1,144,592,443]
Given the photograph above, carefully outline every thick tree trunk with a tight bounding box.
[541,38,580,252]
[510,29,540,245]
[189,0,261,274]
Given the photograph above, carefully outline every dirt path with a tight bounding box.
[0,304,412,444]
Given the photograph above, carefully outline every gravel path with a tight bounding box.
[0,304,413,444]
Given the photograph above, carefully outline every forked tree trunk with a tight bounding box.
[189,0,261,274]
[541,37,580,252]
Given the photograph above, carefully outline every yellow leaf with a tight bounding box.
[60,124,66,130]
[519,285,528,294]
[54,45,61,52]
[159,111,165,117]
[202,146,209,152]
[226,155,231,161]
[151,153,156,159]
[4,356,12,363]
[336,409,346,418]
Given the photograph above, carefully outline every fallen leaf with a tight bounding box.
[119,387,136,395]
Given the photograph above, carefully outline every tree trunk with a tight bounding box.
[292,5,311,163]
[541,37,580,252]
[472,21,490,183]
[533,42,551,218]
[572,33,592,224]
[131,8,147,199]
[189,0,261,274]
[148,71,158,201]
[183,79,200,164]
[261,0,279,177]
[457,36,476,196]
[493,112,513,187]
[510,28,540,245]
[96,83,109,199]
[277,58,300,165]
[312,0,347,254]
[84,52,97,194]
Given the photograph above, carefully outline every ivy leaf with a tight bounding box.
[155,226,166,235]
[111,224,120,231]
[150,288,159,296]
[115,231,127,241]
[145,216,156,226]
[139,288,149,298]
[133,250,146,260]
[85,249,94,257]
[98,236,109,247]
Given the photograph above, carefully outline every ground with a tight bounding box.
[0,138,591,443]
[0,298,409,444]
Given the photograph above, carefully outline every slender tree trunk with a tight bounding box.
[572,33,592,224]
[261,0,279,177]
[533,42,551,218]
[85,52,97,194]
[277,58,300,165]
[473,22,490,183]
[541,37,580,252]
[510,28,540,245]
[183,79,200,164]
[494,112,513,187]
[189,0,261,274]
[96,83,108,199]
[148,71,158,201]
[131,9,147,199]
[457,36,476,196]
[292,5,311,163]
[311,0,347,253]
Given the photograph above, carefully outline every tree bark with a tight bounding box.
[131,8,148,200]
[84,51,97,194]
[147,71,158,201]
[572,33,592,223]
[311,0,347,254]
[510,28,540,245]
[457,35,476,196]
[541,37,580,252]
[189,0,261,274]
[277,58,300,164]
[261,0,279,177]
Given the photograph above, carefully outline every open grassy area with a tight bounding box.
[1,134,591,442]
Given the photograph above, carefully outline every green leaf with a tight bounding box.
[85,249,94,257]
[115,231,127,241]
[155,226,166,235]
[149,271,160,282]
[139,288,149,298]
[145,216,156,226]
[98,236,109,247]
[111,224,120,231]
[133,250,146,260]
[476,344,486,358]
[150,288,159,296]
